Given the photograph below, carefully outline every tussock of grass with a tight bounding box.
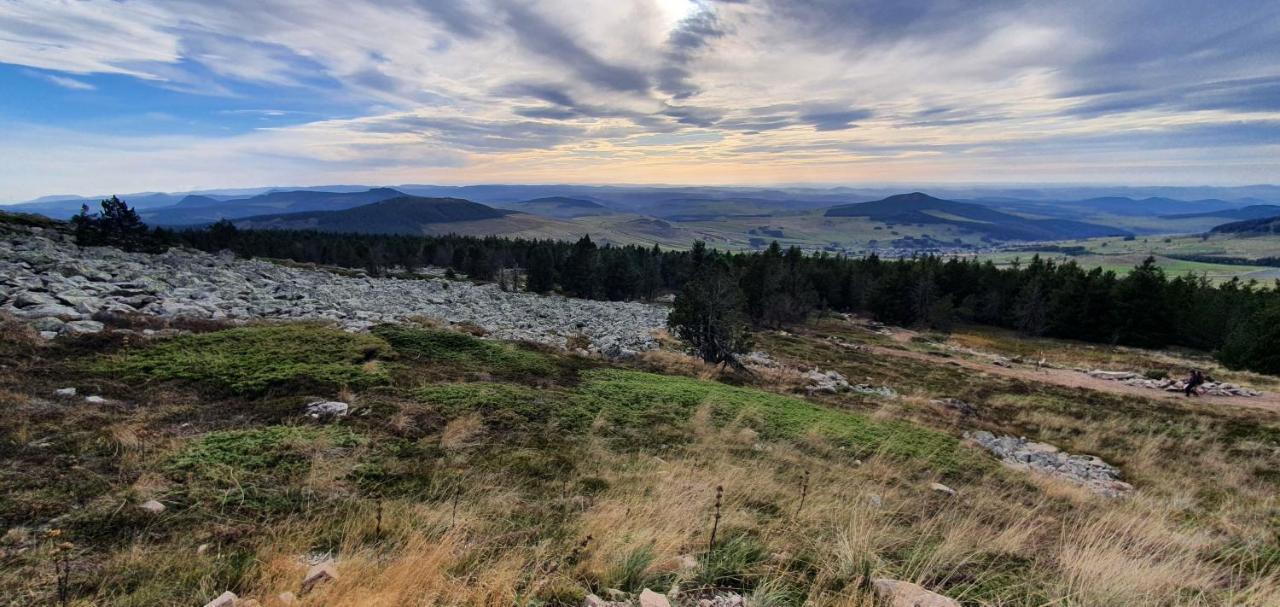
[92,324,390,396]
[372,324,554,379]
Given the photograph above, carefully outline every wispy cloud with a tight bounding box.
[39,73,96,90]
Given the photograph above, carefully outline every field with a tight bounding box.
[1,312,1277,606]
[977,233,1280,284]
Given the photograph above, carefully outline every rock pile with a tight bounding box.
[1087,370,1261,397]
[968,431,1133,497]
[0,225,668,356]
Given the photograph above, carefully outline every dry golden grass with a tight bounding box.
[3,318,1277,606]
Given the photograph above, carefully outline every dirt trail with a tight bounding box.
[866,344,1280,415]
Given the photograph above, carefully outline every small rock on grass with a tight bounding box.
[54,387,76,397]
[85,395,107,404]
[301,561,338,594]
[202,591,237,607]
[639,589,671,607]
[872,579,960,607]
[138,499,165,515]
[305,401,349,419]
[929,482,956,497]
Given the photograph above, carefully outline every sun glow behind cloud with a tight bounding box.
[0,0,1278,200]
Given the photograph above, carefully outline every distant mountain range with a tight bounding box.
[824,192,1130,240]
[138,188,408,225]
[9,184,1280,247]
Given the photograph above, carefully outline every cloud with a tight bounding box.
[500,3,651,94]
[0,0,1278,199]
[37,72,96,90]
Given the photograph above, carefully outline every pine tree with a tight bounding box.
[71,196,165,252]
[562,235,600,298]
[525,245,557,294]
[668,257,752,369]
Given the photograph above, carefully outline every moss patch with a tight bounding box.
[92,324,390,396]
[372,324,555,379]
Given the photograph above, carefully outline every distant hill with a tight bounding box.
[824,192,1130,241]
[1211,215,1280,236]
[8,193,196,219]
[1056,197,1244,217]
[232,195,513,234]
[498,196,615,219]
[1160,205,1280,221]
[141,188,405,225]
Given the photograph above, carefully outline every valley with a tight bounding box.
[11,185,1280,284]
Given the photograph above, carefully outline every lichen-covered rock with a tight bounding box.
[968,431,1133,497]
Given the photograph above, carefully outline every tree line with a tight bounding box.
[63,198,1280,376]
[172,222,1280,375]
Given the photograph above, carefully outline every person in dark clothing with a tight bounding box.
[1184,369,1205,397]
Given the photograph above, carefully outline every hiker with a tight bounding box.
[1183,369,1205,397]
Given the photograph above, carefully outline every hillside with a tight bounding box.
[824,192,1129,241]
[497,196,616,219]
[1160,204,1280,221]
[1212,215,1280,235]
[232,195,512,234]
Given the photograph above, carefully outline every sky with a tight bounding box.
[1,0,1279,201]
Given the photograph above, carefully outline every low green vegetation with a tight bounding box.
[372,323,555,379]
[92,324,391,395]
[577,369,976,472]
[168,425,364,512]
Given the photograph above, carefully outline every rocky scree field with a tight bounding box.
[0,218,667,357]
[0,219,1278,606]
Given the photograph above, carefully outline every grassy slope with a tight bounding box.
[1,317,1277,606]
